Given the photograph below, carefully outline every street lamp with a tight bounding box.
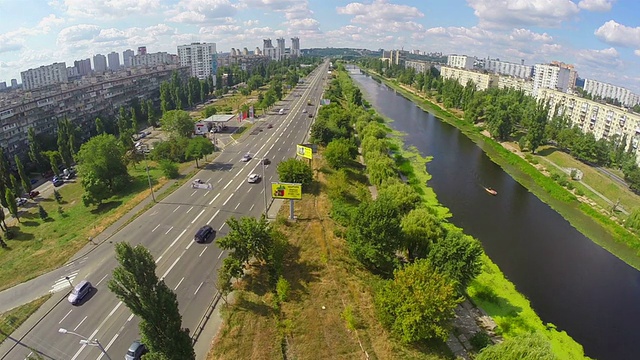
[58,328,112,360]
[261,157,268,219]
[142,151,156,203]
[64,276,73,288]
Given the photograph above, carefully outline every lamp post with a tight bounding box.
[261,157,268,219]
[64,276,73,288]
[58,328,112,360]
[142,151,156,203]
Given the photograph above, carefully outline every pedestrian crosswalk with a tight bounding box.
[50,270,79,293]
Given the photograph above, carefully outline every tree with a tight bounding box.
[57,119,73,168]
[118,106,129,137]
[9,174,21,198]
[476,332,555,360]
[0,202,6,231]
[5,188,19,222]
[400,207,444,260]
[130,106,138,133]
[185,137,215,168]
[160,110,194,138]
[27,127,47,172]
[525,102,549,154]
[158,160,179,179]
[16,155,31,194]
[43,151,61,176]
[276,158,313,187]
[324,138,357,169]
[95,117,106,135]
[427,229,483,293]
[377,180,422,216]
[376,259,461,343]
[0,147,10,186]
[38,205,48,220]
[216,216,274,278]
[108,243,195,360]
[146,100,158,128]
[54,189,63,204]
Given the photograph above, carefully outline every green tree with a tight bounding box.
[57,119,73,168]
[276,158,314,187]
[9,174,21,198]
[53,189,63,204]
[376,259,460,343]
[108,243,195,360]
[216,216,273,278]
[160,110,194,138]
[0,204,6,231]
[0,147,11,186]
[38,205,48,220]
[5,188,19,222]
[202,105,217,118]
[427,229,483,293]
[146,100,158,128]
[158,160,179,179]
[27,127,47,172]
[324,138,357,169]
[626,208,640,232]
[377,180,422,216]
[118,106,129,137]
[130,106,138,133]
[185,137,215,168]
[400,207,444,260]
[476,332,556,360]
[525,102,549,154]
[43,151,61,176]
[95,117,106,135]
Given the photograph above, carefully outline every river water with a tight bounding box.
[350,68,640,360]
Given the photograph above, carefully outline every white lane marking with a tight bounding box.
[217,178,222,183]
[186,206,194,214]
[268,143,275,151]
[96,274,108,286]
[276,135,281,141]
[190,190,197,197]
[173,205,180,213]
[165,226,174,235]
[233,172,240,179]
[185,239,194,251]
[234,181,243,192]
[218,251,224,259]
[223,194,233,206]
[152,224,160,232]
[59,309,72,324]
[220,223,226,231]
[223,179,233,189]
[127,314,135,322]
[73,316,87,331]
[235,202,241,210]
[174,277,185,291]
[156,229,187,263]
[207,209,220,225]
[191,209,206,224]
[162,256,182,279]
[250,204,255,211]
[261,188,264,194]
[206,177,211,183]
[287,133,290,138]
[209,193,220,205]
[194,282,204,295]
[199,247,207,257]
[99,333,119,358]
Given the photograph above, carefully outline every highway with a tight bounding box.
[2,61,329,360]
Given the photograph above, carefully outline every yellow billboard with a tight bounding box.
[296,144,313,160]
[271,182,302,200]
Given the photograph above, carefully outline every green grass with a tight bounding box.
[0,294,51,344]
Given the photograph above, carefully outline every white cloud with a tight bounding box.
[337,0,424,24]
[466,0,580,28]
[509,28,553,43]
[57,24,101,45]
[287,18,320,31]
[240,0,301,11]
[576,47,621,68]
[0,36,23,54]
[168,0,238,23]
[244,20,259,26]
[635,50,640,57]
[578,0,615,12]
[37,14,65,33]
[61,0,161,19]
[594,20,640,48]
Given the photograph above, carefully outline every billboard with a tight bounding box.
[194,121,207,135]
[296,144,313,160]
[271,182,302,200]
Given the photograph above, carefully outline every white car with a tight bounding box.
[247,174,261,183]
[302,109,308,113]
[16,197,28,206]
[240,154,252,162]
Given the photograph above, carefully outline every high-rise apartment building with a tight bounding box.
[74,58,92,76]
[447,55,475,70]
[483,58,533,79]
[177,42,217,81]
[93,54,107,73]
[263,39,277,60]
[131,52,177,67]
[20,62,68,90]
[107,52,120,71]
[123,49,134,67]
[0,82,6,90]
[291,37,300,57]
[440,66,498,91]
[532,63,571,96]
[138,46,147,55]
[583,79,639,107]
[10,79,18,88]
[550,61,578,90]
[276,37,285,60]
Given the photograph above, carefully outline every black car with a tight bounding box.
[52,176,64,187]
[194,225,214,243]
[262,158,271,165]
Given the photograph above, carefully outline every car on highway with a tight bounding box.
[52,176,64,187]
[16,197,28,206]
[302,109,307,113]
[194,225,214,243]
[261,158,271,165]
[247,174,261,183]
[68,280,92,305]
[125,340,148,360]
[267,123,273,129]
[240,153,252,162]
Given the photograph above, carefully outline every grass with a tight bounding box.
[0,294,51,344]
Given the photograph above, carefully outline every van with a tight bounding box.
[68,280,92,305]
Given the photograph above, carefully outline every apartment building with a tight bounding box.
[447,55,475,70]
[93,54,107,73]
[74,59,92,76]
[107,52,120,71]
[583,79,639,107]
[497,76,534,96]
[216,53,269,72]
[440,66,498,91]
[550,61,578,91]
[123,49,134,67]
[20,62,68,91]
[405,60,434,74]
[131,52,178,67]
[291,37,301,57]
[0,65,189,161]
[532,63,572,96]
[177,42,217,81]
[484,59,533,79]
[538,88,640,164]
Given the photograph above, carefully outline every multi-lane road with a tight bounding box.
[1,61,330,360]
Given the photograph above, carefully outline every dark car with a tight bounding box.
[28,190,40,199]
[67,280,92,305]
[125,341,148,360]
[266,124,273,129]
[262,158,271,165]
[52,177,64,187]
[194,225,214,243]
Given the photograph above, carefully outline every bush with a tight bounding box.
[470,331,491,350]
[575,188,584,196]
[159,160,179,179]
[565,182,575,190]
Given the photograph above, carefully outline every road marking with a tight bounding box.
[260,188,264,194]
[165,226,174,235]
[209,193,220,205]
[173,205,180,213]
[156,229,187,263]
[235,202,241,210]
[152,224,160,232]
[191,209,206,223]
[218,251,224,259]
[249,204,255,211]
[207,209,220,224]
[185,239,194,250]
[127,314,134,322]
[287,133,290,138]
[217,178,222,183]
[190,190,197,197]
[199,247,207,257]
[269,144,274,152]
[277,135,281,141]
[73,316,87,331]
[278,147,281,152]
[98,333,119,359]
[162,256,181,279]
[194,282,204,295]
[96,274,108,286]
[174,277,185,291]
[50,270,78,293]
[206,177,211,183]
[59,310,72,324]
[220,223,226,231]
[223,194,233,206]
[234,181,243,191]
[223,179,233,189]
[71,299,123,358]
[186,206,194,213]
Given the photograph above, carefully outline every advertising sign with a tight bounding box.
[271,182,302,200]
[194,121,207,135]
[296,144,313,160]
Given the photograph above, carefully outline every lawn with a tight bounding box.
[0,295,51,344]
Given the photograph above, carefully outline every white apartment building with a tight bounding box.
[440,66,498,91]
[177,42,217,81]
[93,54,107,73]
[107,52,120,71]
[497,76,534,97]
[405,60,433,74]
[583,79,639,107]
[20,62,68,90]
[131,52,177,67]
[447,55,475,70]
[532,64,571,96]
[484,59,533,79]
[538,88,640,164]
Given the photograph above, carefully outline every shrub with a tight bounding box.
[159,160,179,179]
[575,188,584,196]
[470,331,491,350]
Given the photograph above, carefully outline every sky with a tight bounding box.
[1,0,639,92]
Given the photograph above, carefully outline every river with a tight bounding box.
[349,68,640,360]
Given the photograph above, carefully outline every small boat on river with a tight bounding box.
[485,187,497,196]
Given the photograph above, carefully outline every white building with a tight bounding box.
[447,55,475,70]
[497,76,534,97]
[583,79,639,107]
[177,42,217,80]
[405,60,433,74]
[276,37,285,60]
[20,62,68,90]
[291,37,300,57]
[484,59,533,79]
[93,54,107,73]
[131,52,177,67]
[107,52,120,71]
[263,39,277,61]
[532,63,571,96]
[123,49,134,67]
[440,66,498,91]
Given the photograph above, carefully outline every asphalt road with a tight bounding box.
[1,61,329,360]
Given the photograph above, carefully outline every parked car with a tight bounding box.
[125,340,148,360]
[28,190,39,199]
[247,174,261,183]
[29,178,38,185]
[52,177,64,187]
[194,225,214,243]
[16,197,28,206]
[67,280,92,305]
[240,153,252,162]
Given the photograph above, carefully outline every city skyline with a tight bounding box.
[0,0,639,92]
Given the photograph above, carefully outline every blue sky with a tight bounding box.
[1,0,639,92]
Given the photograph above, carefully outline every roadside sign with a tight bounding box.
[296,144,313,160]
[271,182,302,200]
